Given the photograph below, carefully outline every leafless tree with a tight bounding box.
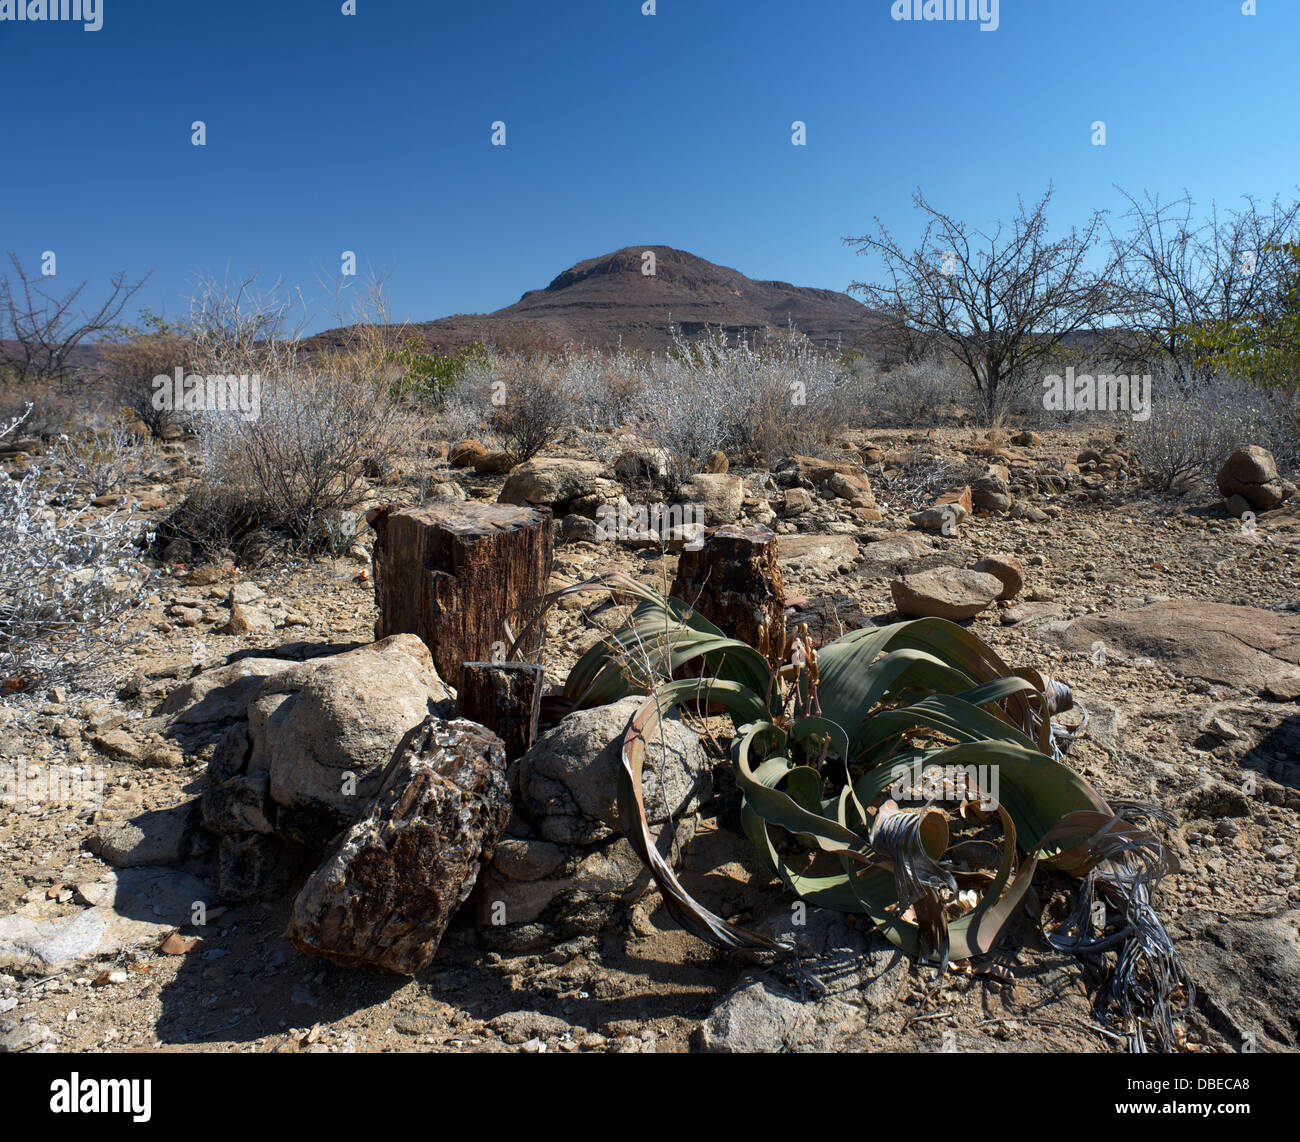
[0,251,148,384]
[845,185,1114,424]
[1106,188,1300,386]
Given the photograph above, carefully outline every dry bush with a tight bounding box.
[97,329,193,436]
[184,271,418,555]
[0,407,151,696]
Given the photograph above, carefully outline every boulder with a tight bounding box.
[256,635,454,850]
[449,439,487,468]
[971,470,1013,514]
[515,695,711,846]
[973,553,1026,600]
[678,473,744,525]
[472,450,515,475]
[425,480,466,503]
[497,458,613,513]
[157,657,298,727]
[286,718,510,975]
[612,447,670,483]
[824,471,876,508]
[1217,446,1286,511]
[890,568,1003,621]
[778,533,859,576]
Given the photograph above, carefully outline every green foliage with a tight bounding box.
[512,574,1189,1049]
[390,338,488,399]
[1187,242,1300,395]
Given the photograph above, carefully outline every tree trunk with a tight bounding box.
[458,661,545,761]
[368,501,553,685]
[670,525,787,671]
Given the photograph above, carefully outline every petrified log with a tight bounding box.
[669,525,786,670]
[457,661,545,761]
[783,594,875,651]
[285,717,510,975]
[367,501,553,685]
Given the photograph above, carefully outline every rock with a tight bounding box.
[218,833,308,902]
[90,730,144,764]
[158,657,299,727]
[910,505,965,533]
[704,450,729,474]
[1053,601,1300,696]
[86,804,195,868]
[778,533,859,576]
[229,582,266,605]
[0,1022,56,1053]
[286,718,510,975]
[971,471,1013,513]
[694,978,813,1053]
[678,473,744,525]
[498,458,613,513]
[425,480,466,503]
[515,695,711,846]
[1011,431,1041,446]
[935,486,974,515]
[824,471,875,508]
[561,513,600,543]
[890,568,1003,621]
[613,447,670,483]
[257,635,455,851]
[472,450,515,475]
[449,440,487,468]
[972,554,1026,600]
[477,816,697,951]
[162,538,193,563]
[0,869,210,973]
[186,564,224,587]
[1225,493,1253,519]
[1177,909,1300,1050]
[1217,446,1285,511]
[782,488,814,517]
[220,602,273,636]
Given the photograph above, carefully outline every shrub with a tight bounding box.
[49,416,159,498]
[0,408,151,696]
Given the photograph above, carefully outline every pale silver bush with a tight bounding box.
[0,408,152,695]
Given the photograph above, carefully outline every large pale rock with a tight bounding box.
[1053,600,1300,696]
[286,718,510,975]
[678,473,744,524]
[515,695,711,846]
[497,458,613,513]
[890,568,1002,620]
[258,635,454,850]
[1217,446,1285,511]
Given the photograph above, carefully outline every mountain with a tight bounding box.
[317,246,891,356]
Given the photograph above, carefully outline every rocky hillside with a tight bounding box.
[317,247,892,355]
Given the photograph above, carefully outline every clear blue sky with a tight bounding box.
[2,0,1296,334]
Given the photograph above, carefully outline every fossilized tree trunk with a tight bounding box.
[368,502,553,685]
[670,525,787,671]
[458,661,545,761]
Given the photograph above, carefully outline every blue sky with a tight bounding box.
[2,0,1297,334]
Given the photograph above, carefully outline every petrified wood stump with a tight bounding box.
[285,717,510,975]
[458,661,545,761]
[670,525,787,671]
[367,501,553,685]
